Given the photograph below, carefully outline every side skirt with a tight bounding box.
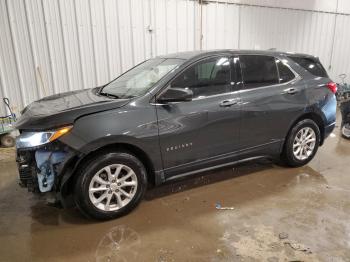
[165,155,267,182]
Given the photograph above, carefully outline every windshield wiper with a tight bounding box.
[99,92,120,99]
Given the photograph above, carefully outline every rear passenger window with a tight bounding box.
[288,56,328,78]
[239,55,279,89]
[276,59,295,83]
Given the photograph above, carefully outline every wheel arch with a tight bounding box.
[60,142,157,205]
[283,112,325,152]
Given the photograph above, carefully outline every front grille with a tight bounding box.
[18,165,32,183]
[16,150,39,192]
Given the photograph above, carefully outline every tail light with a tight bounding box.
[326,82,337,94]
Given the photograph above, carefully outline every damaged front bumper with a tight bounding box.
[16,141,79,206]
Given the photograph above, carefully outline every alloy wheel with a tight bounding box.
[292,127,316,161]
[89,164,138,211]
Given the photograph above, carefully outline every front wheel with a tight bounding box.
[74,152,147,220]
[282,119,321,167]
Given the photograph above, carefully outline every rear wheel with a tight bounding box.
[74,152,147,220]
[1,134,15,147]
[282,119,320,167]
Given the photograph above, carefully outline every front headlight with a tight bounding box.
[16,125,73,149]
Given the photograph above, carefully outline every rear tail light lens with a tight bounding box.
[326,82,337,94]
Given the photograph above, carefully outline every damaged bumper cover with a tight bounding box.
[16,140,80,206]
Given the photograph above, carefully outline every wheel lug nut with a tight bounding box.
[117,183,121,186]
[106,185,110,188]
[112,180,116,183]
[108,190,112,194]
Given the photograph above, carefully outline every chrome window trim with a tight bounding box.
[191,88,239,101]
[151,89,240,105]
[152,53,301,104]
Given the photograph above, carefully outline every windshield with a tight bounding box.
[101,58,184,98]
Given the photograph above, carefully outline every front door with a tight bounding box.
[155,55,242,176]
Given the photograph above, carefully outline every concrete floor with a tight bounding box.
[1,124,350,262]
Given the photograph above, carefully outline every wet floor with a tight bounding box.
[1,125,350,261]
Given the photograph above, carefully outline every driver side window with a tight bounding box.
[170,56,231,99]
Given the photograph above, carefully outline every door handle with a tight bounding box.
[284,88,298,95]
[219,99,239,107]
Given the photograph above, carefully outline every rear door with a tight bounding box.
[238,54,306,151]
[155,55,241,175]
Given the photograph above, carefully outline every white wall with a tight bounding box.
[1,0,350,116]
[227,0,350,13]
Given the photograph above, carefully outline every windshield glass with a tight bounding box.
[101,58,184,98]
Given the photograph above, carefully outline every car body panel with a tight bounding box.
[155,55,242,173]
[15,88,130,131]
[237,78,306,151]
[155,91,241,172]
[59,98,163,172]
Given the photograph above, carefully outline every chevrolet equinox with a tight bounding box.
[15,50,337,220]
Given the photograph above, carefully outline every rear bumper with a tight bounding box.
[324,122,335,141]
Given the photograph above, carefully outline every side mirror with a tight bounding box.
[157,88,193,103]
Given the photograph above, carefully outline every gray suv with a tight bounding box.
[15,50,337,220]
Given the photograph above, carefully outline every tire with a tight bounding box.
[282,119,320,167]
[1,134,15,147]
[342,123,350,139]
[74,151,147,220]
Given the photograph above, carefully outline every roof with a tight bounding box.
[157,49,317,60]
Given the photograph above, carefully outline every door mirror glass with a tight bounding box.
[157,87,193,103]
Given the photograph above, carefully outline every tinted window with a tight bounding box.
[240,55,279,88]
[288,56,328,78]
[276,59,295,83]
[171,57,231,98]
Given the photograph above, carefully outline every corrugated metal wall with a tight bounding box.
[1,0,350,116]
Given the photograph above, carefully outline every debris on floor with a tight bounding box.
[283,241,312,254]
[277,232,312,254]
[278,232,289,240]
[215,202,235,210]
[183,196,190,201]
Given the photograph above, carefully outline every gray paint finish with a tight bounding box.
[16,50,337,188]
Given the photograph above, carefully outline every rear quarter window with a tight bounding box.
[288,56,328,78]
[276,59,295,83]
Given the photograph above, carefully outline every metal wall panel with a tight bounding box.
[1,0,350,116]
[239,5,335,72]
[0,0,23,114]
[152,0,199,56]
[331,14,350,82]
[202,1,240,50]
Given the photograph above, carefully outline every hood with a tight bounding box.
[16,88,130,130]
